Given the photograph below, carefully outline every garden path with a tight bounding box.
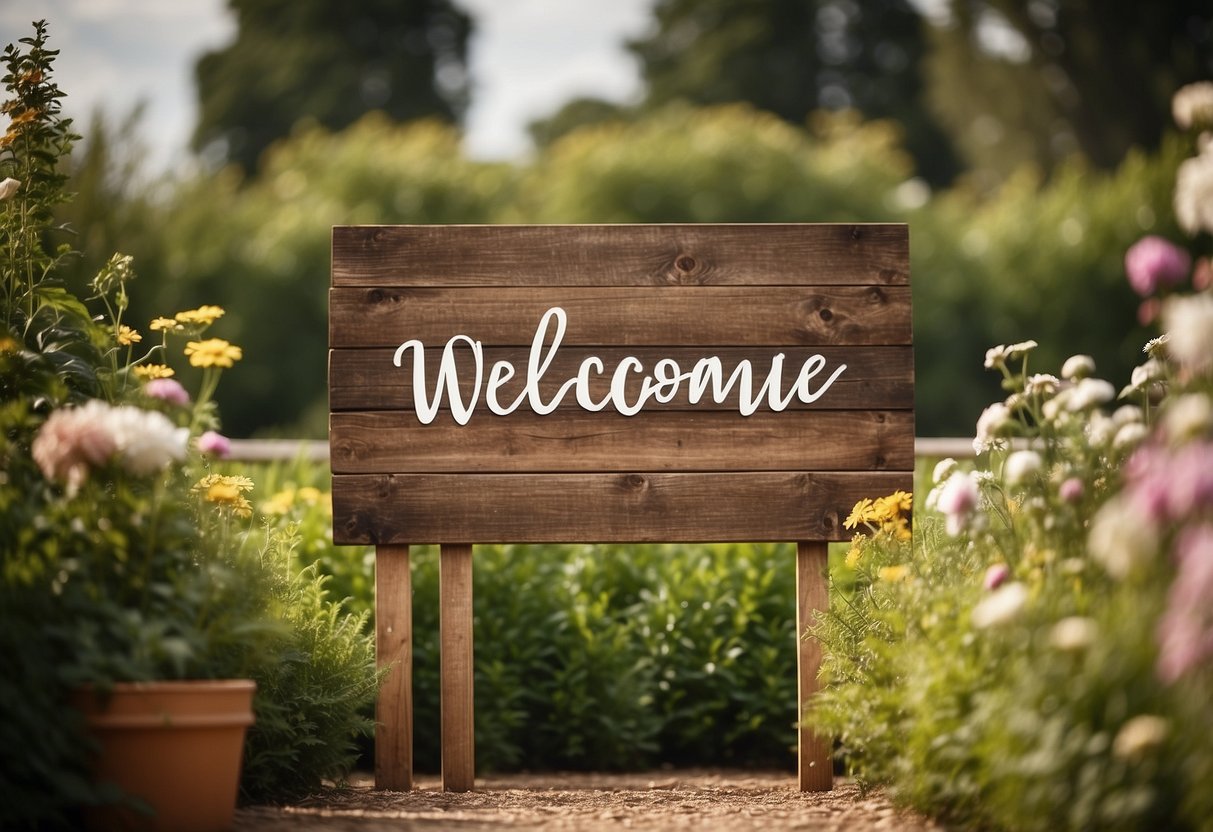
[234,770,939,830]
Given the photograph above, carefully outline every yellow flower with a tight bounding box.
[0,336,19,353]
[845,544,863,570]
[297,486,322,504]
[878,564,910,583]
[194,474,254,494]
[133,363,175,380]
[195,474,255,518]
[844,498,875,530]
[185,338,243,368]
[207,482,241,503]
[117,325,142,346]
[150,317,181,332]
[175,305,226,326]
[262,489,296,515]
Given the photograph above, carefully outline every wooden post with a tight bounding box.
[374,544,413,790]
[440,544,475,792]
[796,540,833,791]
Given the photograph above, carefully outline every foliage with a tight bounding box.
[925,0,1213,186]
[808,100,1213,829]
[0,24,379,826]
[192,0,473,172]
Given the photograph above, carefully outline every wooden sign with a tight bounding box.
[329,223,913,793]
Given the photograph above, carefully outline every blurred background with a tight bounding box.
[3,0,1211,438]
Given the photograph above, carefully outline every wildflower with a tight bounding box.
[175,305,226,326]
[194,473,254,493]
[1124,236,1191,296]
[149,317,180,332]
[983,340,1038,371]
[931,457,957,485]
[133,363,175,380]
[116,325,142,346]
[1156,524,1213,683]
[845,539,864,569]
[1089,495,1158,579]
[1049,617,1097,652]
[1113,422,1149,451]
[144,378,190,407]
[1059,477,1084,504]
[974,402,1012,454]
[262,489,295,515]
[937,471,980,536]
[878,565,909,582]
[983,563,1010,591]
[1175,146,1213,236]
[971,582,1028,629]
[196,430,232,458]
[1112,716,1169,760]
[1162,293,1213,376]
[1067,378,1115,411]
[1164,393,1212,442]
[297,486,322,505]
[194,474,254,518]
[1172,81,1213,129]
[185,338,242,368]
[1112,405,1144,426]
[0,177,20,200]
[1060,355,1095,380]
[843,498,876,530]
[1143,334,1169,359]
[1003,450,1042,487]
[1024,374,1060,396]
[873,490,912,521]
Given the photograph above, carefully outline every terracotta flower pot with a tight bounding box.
[71,679,256,832]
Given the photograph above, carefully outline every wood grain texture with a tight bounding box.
[332,224,909,288]
[329,286,911,349]
[331,409,913,476]
[797,541,833,792]
[440,545,475,792]
[329,345,913,413]
[374,545,413,791]
[331,472,913,545]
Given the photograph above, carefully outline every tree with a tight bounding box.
[527,96,632,149]
[192,0,472,173]
[926,0,1213,184]
[626,0,961,185]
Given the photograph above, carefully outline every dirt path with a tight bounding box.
[233,770,941,831]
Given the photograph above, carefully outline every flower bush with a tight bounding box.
[0,23,379,827]
[809,82,1213,831]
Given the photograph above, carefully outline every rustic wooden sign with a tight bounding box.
[329,223,913,793]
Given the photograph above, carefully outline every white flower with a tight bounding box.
[1112,715,1169,760]
[1003,450,1042,487]
[1163,293,1213,376]
[984,344,1009,370]
[1175,147,1213,236]
[971,582,1029,629]
[103,405,189,475]
[1112,405,1144,426]
[1173,81,1213,129]
[937,471,980,536]
[1085,412,1117,447]
[0,177,20,201]
[974,402,1012,454]
[1113,422,1149,450]
[1049,616,1097,652]
[1067,378,1115,411]
[931,457,957,485]
[1025,374,1061,396]
[1088,496,1157,579]
[1164,393,1212,441]
[1060,355,1095,380]
[1143,334,1169,359]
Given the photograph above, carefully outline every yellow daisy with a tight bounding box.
[185,338,243,368]
[117,325,142,346]
[149,316,180,332]
[175,305,226,326]
[133,363,175,380]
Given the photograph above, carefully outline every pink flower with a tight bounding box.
[1157,524,1213,683]
[1124,236,1190,297]
[144,378,191,407]
[936,471,980,536]
[31,401,119,494]
[983,563,1010,591]
[1059,477,1084,503]
[196,430,232,458]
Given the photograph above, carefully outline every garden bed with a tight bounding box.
[234,770,939,830]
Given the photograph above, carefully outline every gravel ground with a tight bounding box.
[233,770,943,831]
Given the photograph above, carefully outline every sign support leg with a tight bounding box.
[440,543,476,792]
[375,544,413,790]
[796,540,833,791]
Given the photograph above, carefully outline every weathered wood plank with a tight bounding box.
[797,541,833,791]
[329,345,914,413]
[331,410,914,475]
[374,545,413,791]
[329,286,912,349]
[332,224,909,288]
[331,472,913,544]
[440,544,475,792]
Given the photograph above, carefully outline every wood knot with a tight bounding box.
[622,474,648,492]
[850,226,863,240]
[818,308,834,322]
[867,286,887,304]
[675,255,696,272]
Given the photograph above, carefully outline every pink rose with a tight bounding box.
[144,378,191,407]
[1125,236,1190,297]
[197,430,232,458]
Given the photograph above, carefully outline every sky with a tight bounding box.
[0,0,653,171]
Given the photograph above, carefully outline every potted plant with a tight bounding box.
[0,21,356,831]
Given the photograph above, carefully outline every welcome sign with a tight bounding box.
[329,224,913,792]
